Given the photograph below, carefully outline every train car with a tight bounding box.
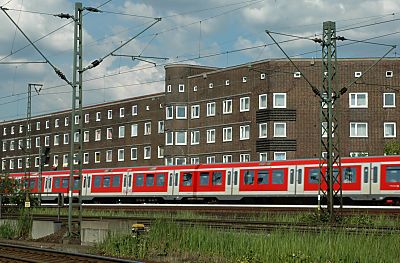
[6,155,400,205]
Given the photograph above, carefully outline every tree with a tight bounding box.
[384,140,400,155]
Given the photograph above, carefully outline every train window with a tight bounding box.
[54,178,60,188]
[297,169,302,184]
[243,170,255,185]
[112,176,120,187]
[156,174,165,186]
[227,171,231,185]
[136,174,144,186]
[234,171,238,185]
[94,176,101,188]
[169,174,173,187]
[373,167,378,183]
[272,170,284,184]
[146,174,155,186]
[333,168,339,182]
[88,176,91,188]
[73,178,79,190]
[212,172,223,186]
[175,173,178,186]
[343,167,356,183]
[309,168,319,184]
[103,176,111,187]
[386,166,400,183]
[183,173,193,186]
[128,175,132,187]
[200,172,209,186]
[29,179,35,189]
[123,176,127,187]
[83,177,86,188]
[258,170,269,184]
[363,167,369,183]
[289,169,294,184]
[62,178,69,188]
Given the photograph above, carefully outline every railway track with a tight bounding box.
[0,242,142,263]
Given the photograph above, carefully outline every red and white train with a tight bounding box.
[8,155,400,204]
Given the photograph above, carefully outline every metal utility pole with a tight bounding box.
[319,21,342,221]
[68,2,83,238]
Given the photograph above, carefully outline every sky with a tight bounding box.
[0,0,399,121]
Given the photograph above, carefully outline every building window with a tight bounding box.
[240,97,250,112]
[144,146,151,159]
[240,125,250,140]
[175,131,187,145]
[19,125,23,133]
[223,127,232,142]
[321,122,335,138]
[1,159,6,170]
[2,141,6,152]
[144,122,151,135]
[94,152,100,163]
[293,72,301,78]
[107,128,113,139]
[84,113,89,123]
[63,134,69,144]
[354,71,362,77]
[35,137,40,147]
[63,154,69,167]
[18,139,22,150]
[27,139,31,149]
[206,156,215,164]
[74,115,79,125]
[223,100,232,114]
[2,128,6,135]
[191,105,200,119]
[223,155,232,163]
[120,107,125,117]
[193,86,198,92]
[166,132,174,145]
[260,152,268,162]
[350,152,369,157]
[132,105,138,116]
[175,157,186,165]
[8,159,14,169]
[96,112,101,121]
[274,152,286,160]
[259,123,267,138]
[225,80,229,86]
[131,148,138,160]
[17,158,22,169]
[36,122,40,130]
[119,126,125,138]
[52,135,59,146]
[107,110,112,119]
[158,146,164,158]
[274,122,286,137]
[74,132,79,143]
[10,126,14,135]
[95,129,101,141]
[158,121,164,133]
[350,122,368,137]
[83,153,89,164]
[207,129,216,143]
[273,93,286,108]
[44,136,50,146]
[242,76,247,83]
[53,155,59,167]
[131,124,138,137]
[84,131,89,142]
[55,119,60,128]
[384,122,396,138]
[207,102,216,116]
[259,94,267,109]
[209,83,213,89]
[176,105,187,119]
[166,106,174,119]
[383,93,395,108]
[386,71,393,78]
[191,130,200,145]
[167,84,172,92]
[191,157,199,164]
[240,154,250,162]
[178,84,185,92]
[45,121,49,129]
[349,93,368,108]
[10,141,15,151]
[118,149,124,161]
[34,157,40,168]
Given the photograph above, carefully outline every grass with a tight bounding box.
[95,219,400,263]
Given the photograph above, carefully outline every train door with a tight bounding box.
[288,166,296,195]
[82,174,90,197]
[43,176,52,197]
[295,166,304,195]
[172,170,180,196]
[369,163,380,196]
[360,163,371,195]
[122,172,133,195]
[166,170,175,196]
[231,168,240,196]
[225,168,234,195]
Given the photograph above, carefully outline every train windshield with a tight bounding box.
[386,166,400,183]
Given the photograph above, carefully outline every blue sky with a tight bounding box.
[0,0,399,121]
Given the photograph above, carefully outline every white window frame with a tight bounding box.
[119,107,125,118]
[242,76,247,83]
[225,80,230,86]
[209,83,213,89]
[191,130,200,145]
[191,157,199,164]
[207,102,216,117]
[293,72,301,78]
[74,132,79,143]
[259,123,267,138]
[240,154,250,162]
[386,71,393,78]
[144,146,151,159]
[259,94,267,109]
[55,119,60,128]
[274,152,287,160]
[107,110,113,119]
[167,84,172,92]
[10,126,14,134]
[175,131,187,145]
[350,122,368,137]
[64,134,69,144]
[19,125,23,133]
[119,126,125,138]
[273,93,287,108]
[178,84,185,92]
[349,93,368,108]
[176,105,187,119]
[261,73,266,79]
[144,122,151,135]
[354,71,362,77]
[53,155,59,167]
[383,93,396,108]
[118,148,125,161]
[132,105,138,116]
[223,155,232,163]
[95,129,101,141]
[384,122,396,138]
[223,127,232,142]
[131,124,138,137]
[107,128,113,139]
[131,148,138,160]
[240,125,250,140]
[45,121,49,129]
[84,113,89,123]
[166,132,174,145]
[158,121,164,133]
[35,137,40,147]
[63,154,69,167]
[274,122,287,137]
[83,153,89,164]
[259,152,268,162]
[191,105,200,119]
[207,156,216,164]
[166,106,174,119]
[240,97,250,112]
[158,146,164,159]
[223,99,232,114]
[44,136,50,146]
[96,112,101,121]
[207,129,215,143]
[10,141,15,151]
[74,115,79,125]
[65,117,69,126]
[36,122,40,130]
[94,152,100,163]
[193,86,198,92]
[84,130,89,142]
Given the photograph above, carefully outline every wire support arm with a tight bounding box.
[1,7,73,87]
[265,30,321,98]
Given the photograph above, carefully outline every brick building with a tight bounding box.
[1,58,399,173]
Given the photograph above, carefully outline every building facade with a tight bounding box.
[1,58,399,174]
